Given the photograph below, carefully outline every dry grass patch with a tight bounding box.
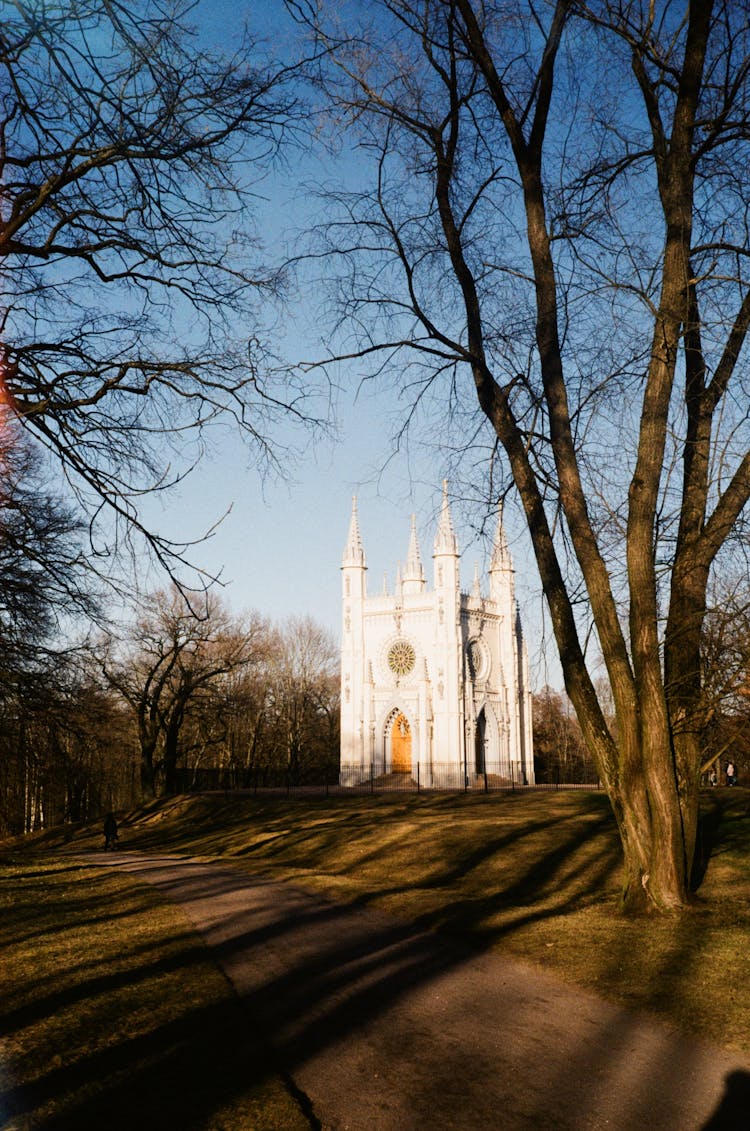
[0,856,312,1131]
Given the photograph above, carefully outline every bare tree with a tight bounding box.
[0,656,136,835]
[0,0,314,581]
[267,615,339,781]
[200,648,281,781]
[0,415,111,833]
[0,415,95,673]
[699,580,750,779]
[102,587,270,796]
[532,688,597,785]
[290,0,750,911]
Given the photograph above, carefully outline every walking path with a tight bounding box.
[91,853,750,1130]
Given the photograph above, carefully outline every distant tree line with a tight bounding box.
[0,565,339,835]
[533,580,750,789]
[99,590,340,803]
[532,690,598,787]
[698,583,750,784]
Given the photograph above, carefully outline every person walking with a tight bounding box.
[726,762,737,787]
[103,812,119,849]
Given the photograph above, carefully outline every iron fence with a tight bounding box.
[173,763,602,797]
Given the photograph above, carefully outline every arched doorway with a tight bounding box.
[390,712,412,773]
[475,708,487,773]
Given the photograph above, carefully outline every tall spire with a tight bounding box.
[433,479,458,556]
[490,500,512,572]
[471,561,482,600]
[342,495,366,567]
[402,513,425,593]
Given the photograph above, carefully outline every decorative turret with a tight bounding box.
[433,479,458,557]
[489,500,514,604]
[431,479,461,777]
[341,496,368,770]
[402,514,426,594]
[342,495,366,568]
[489,501,512,572]
[470,561,482,602]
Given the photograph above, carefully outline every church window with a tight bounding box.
[467,638,488,681]
[387,639,416,676]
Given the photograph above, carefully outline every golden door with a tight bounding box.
[391,713,412,773]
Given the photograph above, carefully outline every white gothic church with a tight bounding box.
[340,484,535,788]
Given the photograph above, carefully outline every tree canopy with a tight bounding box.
[0,416,93,674]
[0,0,311,580]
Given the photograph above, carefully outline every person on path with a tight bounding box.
[103,812,118,849]
[726,762,737,787]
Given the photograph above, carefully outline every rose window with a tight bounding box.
[387,640,416,677]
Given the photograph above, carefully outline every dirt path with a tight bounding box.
[92,852,750,1131]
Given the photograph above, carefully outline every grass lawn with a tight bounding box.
[3,787,750,1126]
[0,855,315,1131]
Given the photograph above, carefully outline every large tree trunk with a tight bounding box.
[457,0,712,913]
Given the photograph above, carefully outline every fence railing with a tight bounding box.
[173,763,602,797]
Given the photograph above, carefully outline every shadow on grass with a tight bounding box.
[3,992,291,1131]
[8,791,750,1130]
[700,1070,750,1130]
[1,859,311,1131]
[90,842,748,1131]
[99,790,749,1012]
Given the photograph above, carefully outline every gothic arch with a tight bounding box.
[382,704,415,775]
[475,708,487,773]
[473,700,501,772]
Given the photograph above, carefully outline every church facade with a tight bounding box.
[340,484,534,788]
